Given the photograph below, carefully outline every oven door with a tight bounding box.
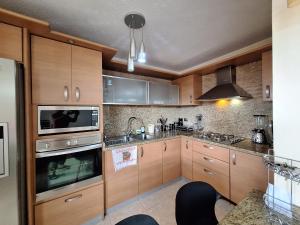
[38,106,99,135]
[35,144,102,202]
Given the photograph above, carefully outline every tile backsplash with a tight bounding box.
[103,61,272,138]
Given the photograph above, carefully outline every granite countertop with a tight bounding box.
[104,131,270,157]
[219,191,300,225]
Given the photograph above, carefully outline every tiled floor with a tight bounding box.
[97,179,235,225]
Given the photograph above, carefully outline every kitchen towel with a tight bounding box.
[112,145,137,172]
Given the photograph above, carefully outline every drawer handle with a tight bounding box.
[232,153,236,165]
[186,140,188,149]
[65,194,82,203]
[203,156,213,162]
[141,147,144,157]
[164,142,167,152]
[203,144,214,150]
[203,168,214,176]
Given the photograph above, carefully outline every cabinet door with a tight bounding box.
[0,23,22,62]
[35,184,104,225]
[139,142,163,194]
[262,50,272,101]
[71,46,102,105]
[32,36,72,105]
[163,138,181,183]
[230,150,268,203]
[103,76,148,104]
[181,137,193,180]
[104,150,138,208]
[148,82,179,105]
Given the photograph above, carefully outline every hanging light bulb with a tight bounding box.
[129,28,136,59]
[127,51,134,72]
[138,27,146,63]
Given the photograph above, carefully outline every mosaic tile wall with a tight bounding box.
[103,61,273,138]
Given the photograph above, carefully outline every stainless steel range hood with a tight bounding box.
[197,65,252,101]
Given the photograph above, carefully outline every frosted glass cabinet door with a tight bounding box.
[103,76,148,104]
[149,82,179,105]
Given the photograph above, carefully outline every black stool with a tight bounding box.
[175,181,218,225]
[115,214,159,225]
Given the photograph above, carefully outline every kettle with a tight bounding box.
[251,129,267,144]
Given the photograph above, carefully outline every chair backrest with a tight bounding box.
[175,181,218,225]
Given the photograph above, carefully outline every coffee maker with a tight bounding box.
[251,114,268,144]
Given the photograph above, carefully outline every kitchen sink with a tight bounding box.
[132,134,155,141]
[105,135,136,146]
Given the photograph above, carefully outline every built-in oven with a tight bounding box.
[38,106,99,135]
[35,134,102,202]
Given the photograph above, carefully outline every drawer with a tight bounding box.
[192,140,229,163]
[193,162,229,199]
[193,152,229,177]
[35,184,104,225]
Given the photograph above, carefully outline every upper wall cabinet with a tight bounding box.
[32,36,102,105]
[149,82,179,105]
[103,76,179,105]
[262,50,272,101]
[0,23,22,62]
[103,76,148,104]
[172,74,202,105]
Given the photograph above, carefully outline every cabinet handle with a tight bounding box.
[186,140,188,149]
[141,147,144,157]
[203,144,214,150]
[265,85,271,99]
[203,168,214,176]
[75,87,80,101]
[65,194,82,203]
[190,95,192,103]
[232,153,236,165]
[63,86,69,101]
[164,142,167,152]
[203,156,213,162]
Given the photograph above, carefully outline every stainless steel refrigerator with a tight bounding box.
[0,58,26,225]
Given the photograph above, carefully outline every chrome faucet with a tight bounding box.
[126,117,145,138]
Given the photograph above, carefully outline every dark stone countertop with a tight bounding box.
[104,131,271,157]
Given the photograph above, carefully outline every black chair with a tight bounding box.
[175,181,218,225]
[115,214,159,225]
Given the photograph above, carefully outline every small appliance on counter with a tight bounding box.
[251,114,268,144]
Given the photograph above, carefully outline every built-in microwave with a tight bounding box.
[35,134,102,202]
[38,106,99,135]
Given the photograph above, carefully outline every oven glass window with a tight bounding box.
[40,109,98,131]
[36,148,101,194]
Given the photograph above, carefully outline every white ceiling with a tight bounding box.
[0,0,272,72]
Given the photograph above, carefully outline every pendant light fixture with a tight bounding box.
[124,13,146,72]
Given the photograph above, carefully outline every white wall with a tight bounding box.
[273,0,300,206]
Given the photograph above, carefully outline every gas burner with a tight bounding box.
[194,131,244,145]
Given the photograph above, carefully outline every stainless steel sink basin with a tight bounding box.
[132,134,155,141]
[105,135,136,146]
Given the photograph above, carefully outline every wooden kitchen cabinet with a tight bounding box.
[139,142,163,194]
[71,45,102,104]
[162,138,181,183]
[193,140,229,163]
[0,23,22,62]
[230,150,268,203]
[262,50,272,101]
[172,74,202,105]
[104,150,138,208]
[35,184,104,225]
[181,137,193,180]
[31,36,102,105]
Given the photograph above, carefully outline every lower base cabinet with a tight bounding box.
[104,150,139,208]
[163,139,181,183]
[138,141,163,194]
[230,150,268,203]
[181,137,193,180]
[35,184,104,225]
